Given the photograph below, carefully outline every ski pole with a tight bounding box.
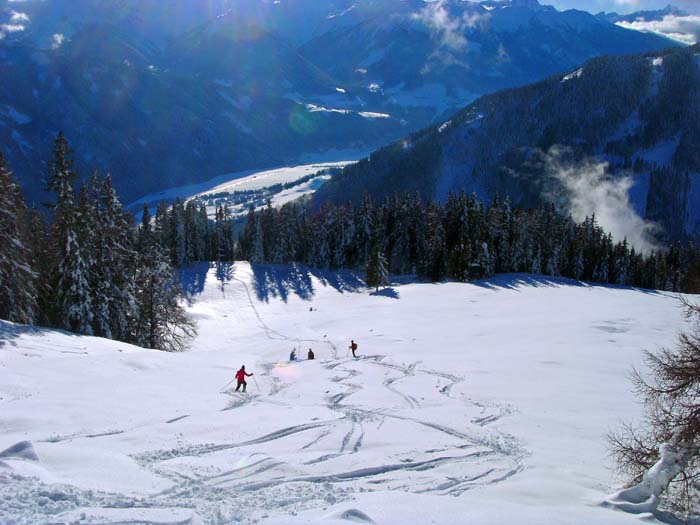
[219,378,235,392]
[252,375,260,392]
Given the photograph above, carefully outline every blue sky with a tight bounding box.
[548,0,700,15]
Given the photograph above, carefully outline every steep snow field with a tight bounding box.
[0,263,694,525]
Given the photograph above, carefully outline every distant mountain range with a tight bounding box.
[0,0,677,205]
[598,4,689,25]
[598,4,699,45]
[316,44,700,240]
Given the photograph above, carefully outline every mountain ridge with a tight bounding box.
[0,0,678,204]
[314,44,700,240]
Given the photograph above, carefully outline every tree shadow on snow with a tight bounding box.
[250,264,365,303]
[370,287,400,299]
[471,273,665,296]
[0,321,75,348]
[650,509,700,525]
[251,264,315,303]
[179,262,211,302]
[214,261,235,293]
[308,267,365,294]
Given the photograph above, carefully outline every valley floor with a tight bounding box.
[0,263,694,525]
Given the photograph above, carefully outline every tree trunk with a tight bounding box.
[607,435,696,513]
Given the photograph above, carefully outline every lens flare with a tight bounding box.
[272,361,302,381]
[234,454,254,470]
[289,105,318,136]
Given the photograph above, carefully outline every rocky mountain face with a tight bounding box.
[0,0,676,204]
[316,44,700,240]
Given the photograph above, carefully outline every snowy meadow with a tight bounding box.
[0,263,695,525]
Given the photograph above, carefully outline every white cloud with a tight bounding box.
[1,8,30,39]
[616,14,700,44]
[10,10,29,23]
[52,33,65,49]
[413,1,488,52]
[0,23,26,39]
[609,0,700,12]
[543,147,660,254]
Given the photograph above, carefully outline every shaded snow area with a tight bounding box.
[0,263,695,525]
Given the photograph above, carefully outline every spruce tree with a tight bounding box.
[250,215,265,264]
[91,175,137,340]
[366,249,389,292]
[46,133,94,334]
[135,208,196,351]
[422,204,446,282]
[59,229,94,335]
[0,154,37,324]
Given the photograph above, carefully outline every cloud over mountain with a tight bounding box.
[616,13,700,44]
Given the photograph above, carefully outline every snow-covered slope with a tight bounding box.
[0,263,694,524]
[128,158,361,218]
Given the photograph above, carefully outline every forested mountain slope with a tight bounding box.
[0,0,675,204]
[316,44,700,239]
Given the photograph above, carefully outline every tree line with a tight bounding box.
[0,134,194,351]
[129,177,700,294]
[230,193,700,293]
[5,135,700,348]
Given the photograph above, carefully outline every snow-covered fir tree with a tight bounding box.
[45,133,94,334]
[90,175,138,340]
[366,249,389,292]
[0,154,37,324]
[0,134,198,351]
[135,207,196,351]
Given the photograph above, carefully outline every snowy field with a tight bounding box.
[128,160,360,216]
[0,263,695,525]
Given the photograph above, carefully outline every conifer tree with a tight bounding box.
[91,175,137,340]
[46,133,94,334]
[366,249,389,292]
[422,204,446,282]
[135,207,196,351]
[0,154,37,324]
[59,228,94,335]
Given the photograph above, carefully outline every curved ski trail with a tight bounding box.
[7,272,526,525]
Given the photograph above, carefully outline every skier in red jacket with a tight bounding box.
[235,365,253,392]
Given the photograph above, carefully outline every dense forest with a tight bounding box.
[3,133,700,350]
[154,191,700,294]
[315,45,700,240]
[0,135,194,351]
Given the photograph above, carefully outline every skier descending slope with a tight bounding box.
[235,365,254,392]
[350,340,358,358]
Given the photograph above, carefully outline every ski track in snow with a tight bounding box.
[0,273,526,525]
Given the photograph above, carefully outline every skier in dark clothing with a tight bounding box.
[235,365,253,392]
[290,348,297,361]
[307,348,315,360]
[350,340,358,358]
